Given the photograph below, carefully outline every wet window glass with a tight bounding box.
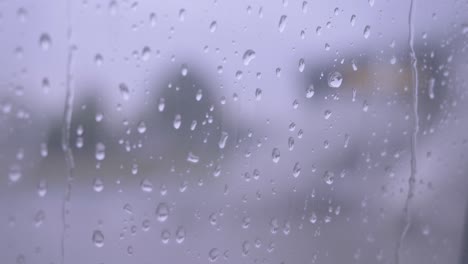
[1,0,468,263]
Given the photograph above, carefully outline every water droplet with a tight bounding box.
[309,212,317,223]
[328,71,343,88]
[173,114,182,129]
[17,7,27,22]
[298,58,305,72]
[368,0,375,7]
[34,210,45,227]
[255,88,262,101]
[93,177,104,192]
[350,15,356,26]
[278,15,287,32]
[40,143,48,157]
[390,56,397,65]
[39,33,52,51]
[161,229,171,244]
[323,171,335,185]
[175,226,186,243]
[181,64,188,76]
[288,137,295,151]
[119,83,130,101]
[8,165,22,183]
[271,148,280,163]
[428,78,435,99]
[187,152,199,164]
[94,54,103,66]
[178,9,186,22]
[362,100,369,112]
[209,248,220,262]
[242,49,256,66]
[137,121,147,134]
[209,21,217,33]
[155,202,169,222]
[158,98,165,112]
[141,46,151,61]
[92,230,104,248]
[324,110,332,119]
[363,25,371,39]
[95,142,106,161]
[149,12,157,27]
[140,178,153,193]
[306,84,314,98]
[293,162,301,178]
[242,240,250,256]
[218,131,229,149]
[37,179,47,197]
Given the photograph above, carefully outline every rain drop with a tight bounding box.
[328,71,343,88]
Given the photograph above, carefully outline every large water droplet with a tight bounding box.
[209,21,217,33]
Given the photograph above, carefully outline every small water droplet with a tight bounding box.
[323,171,335,185]
[209,21,217,33]
[298,58,305,72]
[428,78,435,99]
[161,229,171,244]
[293,162,301,178]
[141,46,151,61]
[93,177,104,192]
[39,33,52,51]
[137,121,147,134]
[119,83,130,101]
[178,9,186,22]
[95,142,106,161]
[140,178,153,193]
[328,71,343,88]
[92,230,105,247]
[158,98,165,112]
[155,202,169,222]
[350,15,356,26]
[8,165,22,183]
[94,54,103,66]
[324,110,332,119]
[363,25,371,39]
[271,148,280,163]
[37,179,47,197]
[278,15,287,32]
[175,226,186,243]
[181,64,188,76]
[242,49,256,66]
[218,131,229,149]
[209,248,220,262]
[306,84,314,98]
[187,152,199,164]
[173,114,182,129]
